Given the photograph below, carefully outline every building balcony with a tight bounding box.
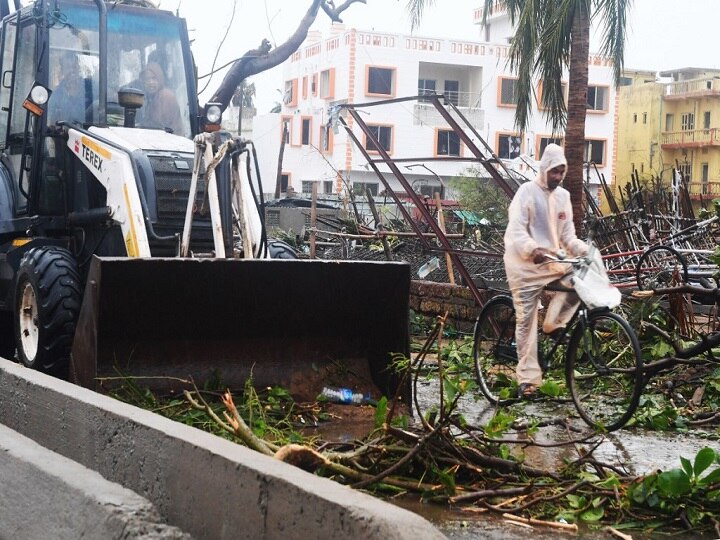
[660,128,720,149]
[473,2,508,23]
[663,78,720,100]
[686,181,720,201]
[414,91,484,127]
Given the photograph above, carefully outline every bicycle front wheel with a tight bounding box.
[473,295,517,405]
[566,310,643,431]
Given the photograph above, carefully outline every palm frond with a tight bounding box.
[405,0,437,32]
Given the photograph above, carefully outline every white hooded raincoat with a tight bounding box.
[503,144,588,386]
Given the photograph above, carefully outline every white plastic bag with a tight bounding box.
[571,248,622,309]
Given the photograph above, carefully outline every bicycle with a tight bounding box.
[473,249,644,432]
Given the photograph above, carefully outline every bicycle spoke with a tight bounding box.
[566,312,643,431]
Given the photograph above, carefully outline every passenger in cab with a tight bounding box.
[49,51,93,124]
[137,62,182,134]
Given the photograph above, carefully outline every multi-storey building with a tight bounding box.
[615,67,720,208]
[252,5,617,214]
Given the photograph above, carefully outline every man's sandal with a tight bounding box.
[517,383,538,400]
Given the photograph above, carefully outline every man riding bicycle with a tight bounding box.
[503,144,589,399]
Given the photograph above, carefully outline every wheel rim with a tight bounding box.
[567,313,642,431]
[19,281,39,361]
[475,299,517,404]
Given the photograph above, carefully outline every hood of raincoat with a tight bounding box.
[534,143,567,189]
[140,62,166,89]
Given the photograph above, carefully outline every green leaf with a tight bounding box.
[697,467,720,487]
[539,379,562,397]
[657,469,692,497]
[374,396,388,429]
[693,447,717,477]
[680,456,694,478]
[579,506,604,522]
[566,493,585,509]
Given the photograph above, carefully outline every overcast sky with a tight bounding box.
[150,0,718,112]
[28,0,716,111]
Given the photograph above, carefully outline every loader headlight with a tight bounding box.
[202,102,223,132]
[205,104,222,124]
[23,83,51,116]
[30,85,50,105]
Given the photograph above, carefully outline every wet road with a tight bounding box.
[409,377,717,539]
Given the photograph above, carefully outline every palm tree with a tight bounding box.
[407,0,631,232]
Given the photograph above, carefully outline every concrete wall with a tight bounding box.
[0,359,443,540]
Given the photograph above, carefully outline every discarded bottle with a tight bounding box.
[417,256,440,279]
[319,386,372,405]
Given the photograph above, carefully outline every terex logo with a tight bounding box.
[81,144,104,172]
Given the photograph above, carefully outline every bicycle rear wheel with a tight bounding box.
[566,310,643,431]
[636,245,688,290]
[473,295,517,405]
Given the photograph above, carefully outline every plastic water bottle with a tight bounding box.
[319,386,372,405]
[418,256,440,279]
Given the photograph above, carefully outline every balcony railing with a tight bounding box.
[661,128,720,148]
[687,181,720,200]
[664,78,720,99]
[473,2,508,22]
[417,90,482,109]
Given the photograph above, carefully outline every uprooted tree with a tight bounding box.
[208,0,367,112]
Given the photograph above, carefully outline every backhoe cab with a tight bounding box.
[0,0,410,403]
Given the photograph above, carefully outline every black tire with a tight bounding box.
[473,295,517,405]
[267,238,299,259]
[0,310,15,359]
[636,245,688,291]
[14,247,82,376]
[565,310,643,431]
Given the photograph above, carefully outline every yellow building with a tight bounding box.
[615,67,720,213]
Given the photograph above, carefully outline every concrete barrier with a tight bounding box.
[0,424,190,539]
[0,359,444,539]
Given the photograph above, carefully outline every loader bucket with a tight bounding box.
[70,257,411,402]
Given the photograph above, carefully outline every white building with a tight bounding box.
[251,5,617,209]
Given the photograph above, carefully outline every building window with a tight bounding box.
[702,163,709,191]
[280,173,290,193]
[704,111,711,129]
[283,79,298,107]
[302,76,308,100]
[498,133,521,159]
[353,182,379,197]
[323,180,334,194]
[301,117,312,145]
[584,139,606,165]
[538,136,563,157]
[538,80,567,109]
[444,80,459,105]
[320,124,333,153]
[281,117,292,144]
[302,181,316,195]
[678,161,692,182]
[665,114,674,131]
[365,125,393,153]
[311,73,318,96]
[418,78,436,96]
[436,129,460,156]
[366,66,395,96]
[642,112,647,124]
[320,68,335,99]
[633,113,637,123]
[499,77,518,106]
[587,85,608,111]
[416,184,444,199]
[681,112,695,131]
